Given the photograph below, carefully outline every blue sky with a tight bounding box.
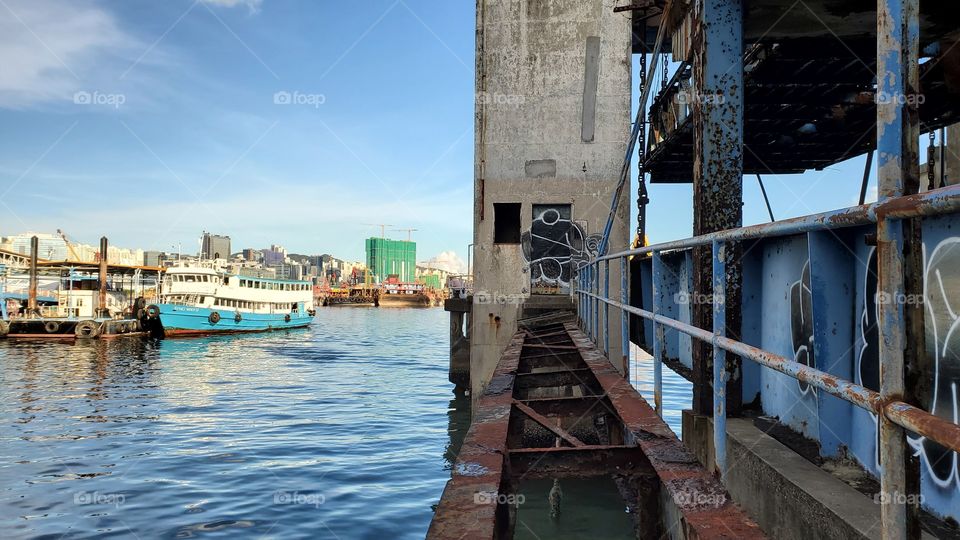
[0,0,474,264]
[0,0,910,264]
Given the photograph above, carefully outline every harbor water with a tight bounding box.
[0,310,690,539]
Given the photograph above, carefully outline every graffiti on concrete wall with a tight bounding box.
[521,205,601,291]
[918,238,960,490]
[856,242,960,491]
[790,261,816,395]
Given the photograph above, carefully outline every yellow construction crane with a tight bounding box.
[56,229,82,262]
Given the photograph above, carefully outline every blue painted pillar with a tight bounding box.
[877,0,919,538]
[691,0,744,416]
[621,257,630,379]
[652,251,664,416]
[604,259,610,357]
[712,240,727,475]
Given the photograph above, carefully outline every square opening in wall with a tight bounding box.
[494,203,522,244]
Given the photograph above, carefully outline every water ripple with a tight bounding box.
[0,308,465,539]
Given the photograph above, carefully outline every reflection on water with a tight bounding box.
[0,308,467,540]
[629,343,692,436]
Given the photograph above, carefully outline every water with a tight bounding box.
[0,310,688,539]
[629,344,692,436]
[0,308,471,540]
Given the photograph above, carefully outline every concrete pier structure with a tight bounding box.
[470,0,632,397]
[438,0,960,537]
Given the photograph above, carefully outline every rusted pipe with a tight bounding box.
[27,236,38,317]
[98,237,108,318]
[581,290,960,455]
[594,183,960,264]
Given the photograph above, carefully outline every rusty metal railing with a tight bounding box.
[577,182,960,537]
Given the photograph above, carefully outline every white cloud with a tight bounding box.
[420,251,467,274]
[0,0,133,108]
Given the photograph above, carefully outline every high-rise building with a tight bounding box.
[365,237,416,282]
[242,248,258,262]
[201,232,231,260]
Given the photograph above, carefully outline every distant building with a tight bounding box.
[0,233,68,260]
[262,247,285,265]
[201,232,231,260]
[365,237,416,282]
[242,248,259,262]
[144,251,167,267]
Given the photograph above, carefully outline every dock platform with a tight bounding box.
[428,319,763,539]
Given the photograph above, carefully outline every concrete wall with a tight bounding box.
[471,0,631,396]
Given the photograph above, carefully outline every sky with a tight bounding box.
[0,0,474,266]
[0,0,931,267]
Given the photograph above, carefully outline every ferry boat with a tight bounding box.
[148,263,316,336]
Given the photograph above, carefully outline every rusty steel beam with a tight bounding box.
[565,323,765,538]
[517,395,613,418]
[508,445,653,478]
[690,0,744,417]
[27,236,38,317]
[98,237,108,318]
[513,369,595,391]
[877,0,920,537]
[512,399,585,447]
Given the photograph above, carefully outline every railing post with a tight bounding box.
[712,240,728,475]
[877,0,918,537]
[651,251,664,416]
[604,259,610,357]
[621,256,630,379]
[586,266,592,339]
[593,262,600,345]
[579,270,585,329]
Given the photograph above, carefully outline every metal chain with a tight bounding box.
[637,51,650,243]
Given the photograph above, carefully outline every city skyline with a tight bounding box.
[0,0,472,264]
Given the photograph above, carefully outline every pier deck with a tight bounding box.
[428,319,763,539]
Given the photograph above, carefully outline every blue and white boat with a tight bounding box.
[147,263,315,336]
